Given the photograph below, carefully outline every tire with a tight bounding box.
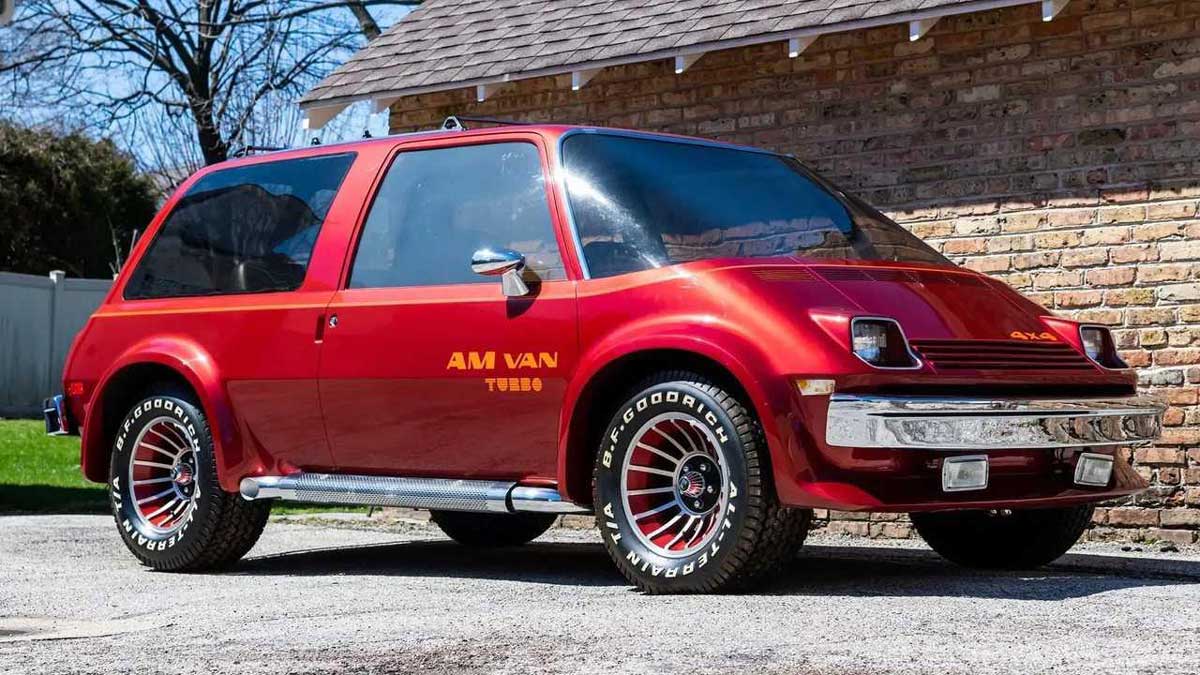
[911,505,1094,570]
[109,391,271,571]
[592,371,811,594]
[430,510,557,547]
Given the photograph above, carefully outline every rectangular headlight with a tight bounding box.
[1078,325,1127,369]
[851,318,920,369]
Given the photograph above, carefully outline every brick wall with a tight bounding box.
[389,0,1200,543]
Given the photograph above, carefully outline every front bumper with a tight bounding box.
[825,394,1165,450]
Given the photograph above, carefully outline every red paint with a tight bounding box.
[64,125,1142,511]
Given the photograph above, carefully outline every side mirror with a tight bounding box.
[471,247,530,297]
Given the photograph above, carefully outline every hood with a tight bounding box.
[710,259,1105,376]
[803,263,1050,341]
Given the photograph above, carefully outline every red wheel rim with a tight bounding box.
[619,412,729,558]
[126,416,198,535]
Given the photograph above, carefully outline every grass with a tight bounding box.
[0,419,106,513]
[0,419,361,515]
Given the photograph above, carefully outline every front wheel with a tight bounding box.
[593,371,811,594]
[110,392,271,571]
[911,505,1094,569]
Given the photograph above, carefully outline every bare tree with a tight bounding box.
[0,1,417,167]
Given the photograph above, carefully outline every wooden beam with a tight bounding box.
[1041,0,1068,21]
[371,97,396,114]
[787,36,817,58]
[571,68,602,91]
[908,17,939,41]
[674,52,703,74]
[301,103,349,130]
[475,83,506,102]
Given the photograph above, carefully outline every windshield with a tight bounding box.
[560,133,949,278]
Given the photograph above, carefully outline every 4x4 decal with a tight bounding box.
[1009,331,1059,341]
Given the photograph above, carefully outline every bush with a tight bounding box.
[0,121,158,277]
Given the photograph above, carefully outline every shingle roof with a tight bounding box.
[301,0,1033,110]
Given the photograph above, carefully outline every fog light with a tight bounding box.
[942,455,988,492]
[1074,452,1114,487]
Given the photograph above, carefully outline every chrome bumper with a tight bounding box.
[825,394,1165,450]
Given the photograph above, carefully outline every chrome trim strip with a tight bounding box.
[825,394,1166,450]
[240,473,589,514]
[508,486,592,514]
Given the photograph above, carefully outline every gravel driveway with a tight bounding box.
[2,514,1200,675]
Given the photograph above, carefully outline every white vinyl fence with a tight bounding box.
[0,271,112,417]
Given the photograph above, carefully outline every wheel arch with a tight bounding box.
[81,339,234,486]
[557,335,789,506]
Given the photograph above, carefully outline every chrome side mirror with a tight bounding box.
[471,247,530,297]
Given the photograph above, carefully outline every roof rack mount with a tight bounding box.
[441,115,533,131]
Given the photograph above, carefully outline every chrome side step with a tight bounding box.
[239,473,590,514]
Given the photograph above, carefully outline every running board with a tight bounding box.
[239,473,590,514]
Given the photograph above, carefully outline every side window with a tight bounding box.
[349,142,563,289]
[124,153,356,299]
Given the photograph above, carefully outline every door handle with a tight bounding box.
[315,313,338,343]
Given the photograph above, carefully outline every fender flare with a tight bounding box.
[80,336,239,489]
[556,316,799,504]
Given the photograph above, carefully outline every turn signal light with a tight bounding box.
[850,318,920,369]
[66,381,86,397]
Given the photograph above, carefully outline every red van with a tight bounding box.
[47,120,1164,593]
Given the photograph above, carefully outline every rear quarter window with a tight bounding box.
[124,153,356,300]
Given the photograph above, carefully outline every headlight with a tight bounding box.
[851,317,920,369]
[1079,325,1127,369]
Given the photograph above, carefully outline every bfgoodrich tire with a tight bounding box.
[911,505,1094,570]
[593,371,810,594]
[430,510,557,547]
[110,392,271,571]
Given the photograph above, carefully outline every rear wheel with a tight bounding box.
[430,510,557,547]
[593,371,810,594]
[110,392,271,571]
[911,505,1094,569]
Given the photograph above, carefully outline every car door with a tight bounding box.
[117,152,362,475]
[317,134,577,481]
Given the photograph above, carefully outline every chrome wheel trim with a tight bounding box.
[126,416,198,537]
[619,412,730,559]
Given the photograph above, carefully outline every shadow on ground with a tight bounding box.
[0,484,107,514]
[234,537,1200,600]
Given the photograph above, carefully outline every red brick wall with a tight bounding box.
[389,0,1200,543]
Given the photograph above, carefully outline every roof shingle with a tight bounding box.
[300,0,1022,108]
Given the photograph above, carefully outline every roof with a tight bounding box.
[301,0,1062,125]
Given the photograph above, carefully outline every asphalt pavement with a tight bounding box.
[2,514,1199,675]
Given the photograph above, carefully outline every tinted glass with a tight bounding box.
[125,153,355,299]
[349,142,563,288]
[561,134,949,278]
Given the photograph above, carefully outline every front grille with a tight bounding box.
[910,339,1096,371]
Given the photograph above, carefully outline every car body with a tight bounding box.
[49,121,1165,590]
